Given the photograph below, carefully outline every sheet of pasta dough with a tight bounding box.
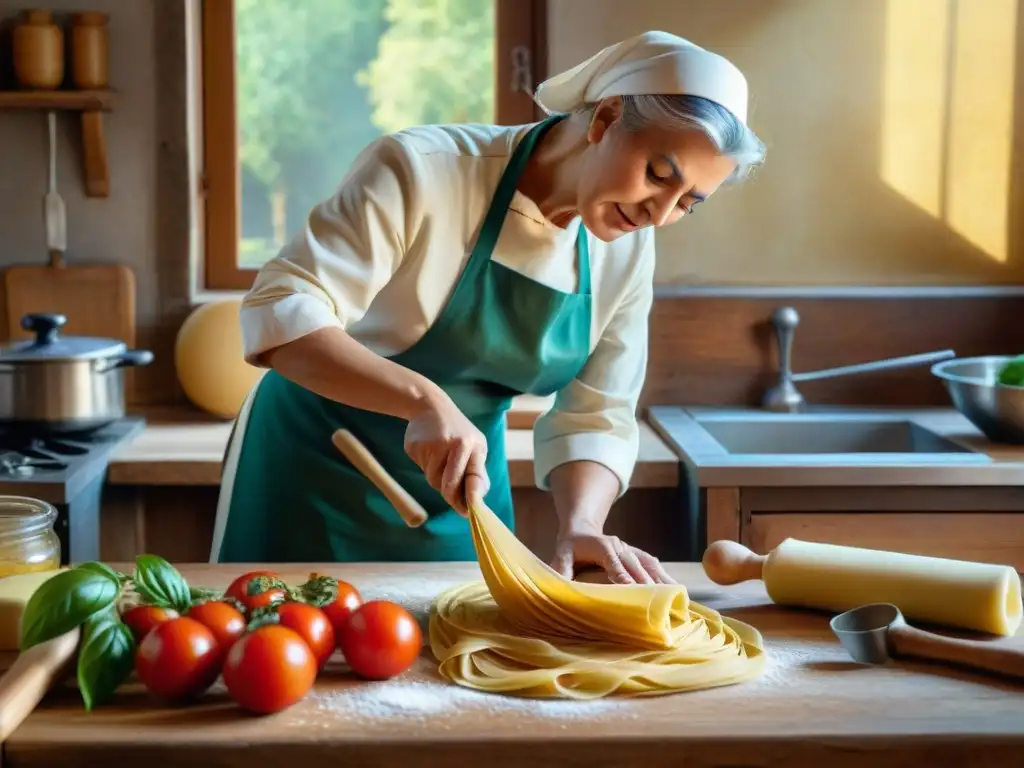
[428,499,766,699]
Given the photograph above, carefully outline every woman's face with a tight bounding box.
[576,98,739,242]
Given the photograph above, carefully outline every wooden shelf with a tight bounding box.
[0,89,113,198]
[0,89,114,111]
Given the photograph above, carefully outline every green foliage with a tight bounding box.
[359,0,496,132]
[235,0,387,194]
[234,0,495,248]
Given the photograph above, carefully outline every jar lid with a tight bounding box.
[72,11,108,24]
[0,313,125,362]
[21,9,54,23]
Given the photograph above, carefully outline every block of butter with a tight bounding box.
[0,570,66,651]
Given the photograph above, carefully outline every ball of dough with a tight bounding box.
[175,299,265,419]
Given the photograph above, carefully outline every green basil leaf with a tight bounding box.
[20,569,119,651]
[76,607,135,711]
[77,561,127,585]
[133,555,191,613]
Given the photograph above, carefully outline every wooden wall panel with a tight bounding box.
[641,295,1024,408]
[107,293,1024,410]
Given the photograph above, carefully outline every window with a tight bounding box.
[201,0,548,291]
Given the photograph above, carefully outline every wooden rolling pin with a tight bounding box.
[331,429,429,528]
[703,538,1023,637]
[0,627,79,742]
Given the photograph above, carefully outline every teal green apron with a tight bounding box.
[215,116,592,563]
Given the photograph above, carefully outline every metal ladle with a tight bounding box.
[830,603,1024,682]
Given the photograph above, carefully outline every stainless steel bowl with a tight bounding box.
[931,356,1024,444]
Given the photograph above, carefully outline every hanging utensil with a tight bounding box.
[3,114,137,358]
[43,111,66,268]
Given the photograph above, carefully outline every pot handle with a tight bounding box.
[98,349,154,372]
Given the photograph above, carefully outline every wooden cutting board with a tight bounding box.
[2,260,136,346]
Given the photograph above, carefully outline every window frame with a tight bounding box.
[200,0,548,291]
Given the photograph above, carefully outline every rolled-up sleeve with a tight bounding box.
[532,230,656,497]
[239,135,423,366]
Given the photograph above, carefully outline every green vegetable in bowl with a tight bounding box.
[997,354,1024,387]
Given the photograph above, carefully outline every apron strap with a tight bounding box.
[575,223,591,297]
[464,115,592,296]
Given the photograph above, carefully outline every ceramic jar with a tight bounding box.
[71,12,109,89]
[12,9,65,90]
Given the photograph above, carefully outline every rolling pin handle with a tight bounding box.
[888,621,1024,681]
[702,540,767,585]
[0,627,80,742]
[331,429,429,528]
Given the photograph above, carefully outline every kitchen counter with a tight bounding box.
[5,562,1023,767]
[107,408,679,489]
[649,406,1024,487]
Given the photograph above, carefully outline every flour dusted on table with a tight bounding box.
[307,677,632,726]
[357,576,459,625]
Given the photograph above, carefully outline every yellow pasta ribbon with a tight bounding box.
[428,499,766,699]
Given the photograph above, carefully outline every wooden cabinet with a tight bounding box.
[100,485,687,564]
[705,486,1024,571]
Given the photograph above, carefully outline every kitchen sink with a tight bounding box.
[646,406,994,476]
[695,416,975,455]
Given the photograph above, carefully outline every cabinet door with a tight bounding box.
[746,512,1024,571]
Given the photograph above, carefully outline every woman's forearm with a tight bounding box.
[263,326,444,421]
[549,460,620,535]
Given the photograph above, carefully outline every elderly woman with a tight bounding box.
[211,31,765,584]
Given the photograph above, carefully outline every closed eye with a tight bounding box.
[646,162,697,215]
[646,163,672,185]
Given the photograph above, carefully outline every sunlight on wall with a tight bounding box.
[946,0,1018,263]
[880,0,949,219]
[879,0,1018,263]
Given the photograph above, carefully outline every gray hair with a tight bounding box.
[572,94,766,182]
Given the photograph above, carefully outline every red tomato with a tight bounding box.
[188,601,247,650]
[275,602,334,671]
[135,617,222,702]
[224,570,288,613]
[222,625,317,714]
[337,600,421,680]
[121,605,178,642]
[321,580,362,639]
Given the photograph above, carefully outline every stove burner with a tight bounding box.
[25,438,90,456]
[0,451,67,476]
[0,417,144,510]
[0,424,127,476]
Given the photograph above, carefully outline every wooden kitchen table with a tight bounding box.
[4,563,1023,768]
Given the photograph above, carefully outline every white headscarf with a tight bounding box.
[533,31,749,124]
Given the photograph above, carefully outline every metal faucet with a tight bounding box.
[762,306,957,412]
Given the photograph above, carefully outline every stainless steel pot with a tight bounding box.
[0,313,154,433]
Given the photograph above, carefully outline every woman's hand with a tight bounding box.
[547,459,675,585]
[551,524,675,585]
[404,394,489,516]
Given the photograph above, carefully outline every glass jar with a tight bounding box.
[0,496,61,577]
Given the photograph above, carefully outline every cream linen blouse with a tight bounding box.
[240,121,655,496]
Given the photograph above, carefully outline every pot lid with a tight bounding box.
[0,314,126,362]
